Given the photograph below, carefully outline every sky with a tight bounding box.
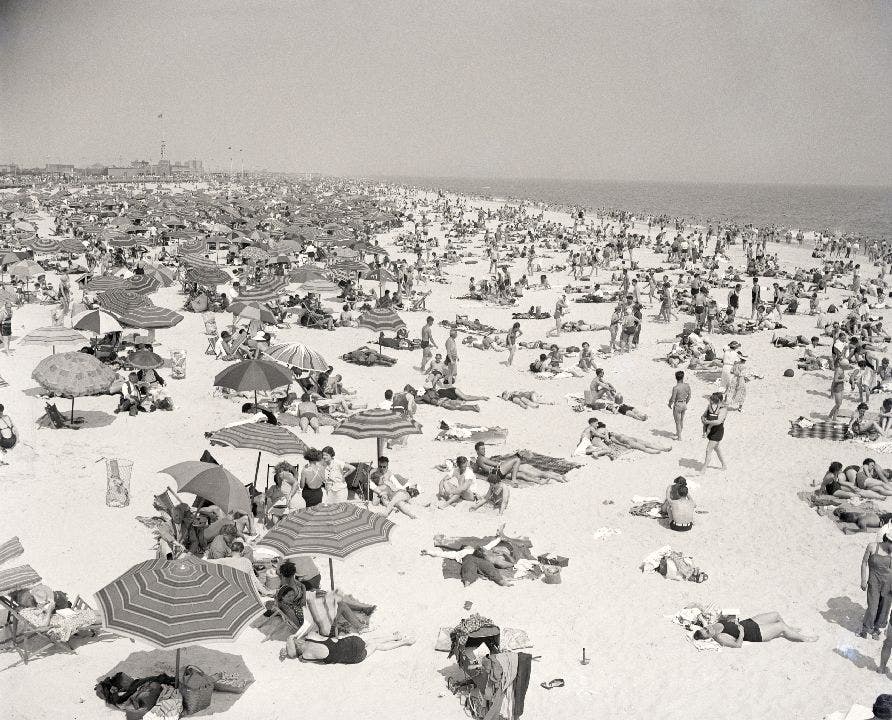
[1,0,890,185]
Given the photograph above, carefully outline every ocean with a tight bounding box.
[379,177,891,240]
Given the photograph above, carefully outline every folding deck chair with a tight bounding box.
[37,403,82,429]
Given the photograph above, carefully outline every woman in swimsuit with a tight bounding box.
[469,470,511,515]
[693,612,817,647]
[285,631,415,663]
[299,448,326,508]
[505,322,521,367]
[0,301,12,355]
[700,391,728,474]
[297,393,320,434]
[499,390,552,409]
[603,428,671,454]
[848,402,887,440]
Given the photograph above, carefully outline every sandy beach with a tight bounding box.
[0,183,886,720]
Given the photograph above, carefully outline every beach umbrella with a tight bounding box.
[19,326,87,355]
[73,309,123,335]
[97,288,150,315]
[25,236,61,254]
[240,246,270,262]
[141,264,176,287]
[32,351,116,422]
[213,359,293,405]
[288,266,325,284]
[9,259,43,286]
[86,275,128,292]
[229,301,276,325]
[186,266,231,286]
[58,237,87,254]
[299,277,339,294]
[95,556,263,685]
[177,236,206,255]
[13,220,35,232]
[332,408,422,459]
[366,266,398,283]
[208,422,308,488]
[160,461,251,515]
[127,349,164,370]
[116,304,184,330]
[235,277,286,304]
[181,253,217,269]
[328,258,370,275]
[124,273,161,295]
[107,235,139,248]
[358,308,406,351]
[258,503,395,589]
[263,342,328,372]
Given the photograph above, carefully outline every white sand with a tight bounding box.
[1,192,888,719]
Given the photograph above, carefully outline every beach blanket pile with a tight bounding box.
[789,417,850,440]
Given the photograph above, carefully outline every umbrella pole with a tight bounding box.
[329,557,335,591]
[253,451,261,488]
[175,648,181,688]
[70,397,75,424]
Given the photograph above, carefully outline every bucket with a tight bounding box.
[171,349,187,379]
[542,566,562,585]
[105,458,133,508]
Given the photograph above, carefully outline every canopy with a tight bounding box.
[209,422,308,456]
[357,307,406,333]
[95,556,263,649]
[32,351,116,397]
[332,408,422,441]
[73,309,123,335]
[235,277,286,303]
[160,461,251,515]
[263,342,328,372]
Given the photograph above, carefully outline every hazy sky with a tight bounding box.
[1,1,890,185]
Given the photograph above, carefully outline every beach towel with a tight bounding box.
[630,499,663,518]
[667,603,722,652]
[493,451,580,476]
[789,419,850,440]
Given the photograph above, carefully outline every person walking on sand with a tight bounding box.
[668,370,692,441]
[700,391,728,474]
[420,316,436,373]
[829,361,846,419]
[861,530,892,639]
[547,294,567,337]
[0,301,13,355]
[505,322,521,367]
[750,277,761,320]
[445,329,459,380]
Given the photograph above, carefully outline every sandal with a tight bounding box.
[541,678,565,689]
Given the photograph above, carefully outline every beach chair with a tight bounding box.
[38,403,82,429]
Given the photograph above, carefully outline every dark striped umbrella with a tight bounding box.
[0,564,42,594]
[299,277,339,294]
[235,277,286,303]
[209,422,308,488]
[213,359,293,405]
[357,307,406,333]
[25,236,61,254]
[258,503,395,588]
[332,408,421,442]
[181,253,217,269]
[86,275,128,292]
[116,304,184,329]
[328,258,370,275]
[263,342,328,371]
[58,237,87,254]
[288,266,325,284]
[97,288,151,315]
[186,266,230,286]
[178,236,206,255]
[160,461,251,515]
[95,556,263,677]
[125,274,162,295]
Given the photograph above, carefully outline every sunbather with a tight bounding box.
[284,631,415,663]
[469,470,511,514]
[849,403,887,440]
[437,456,476,508]
[369,456,417,519]
[693,612,817,646]
[472,442,567,484]
[499,390,553,409]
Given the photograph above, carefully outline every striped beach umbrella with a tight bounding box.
[236,277,286,304]
[186,266,231,286]
[213,359,293,405]
[73,309,123,335]
[9,259,43,278]
[0,564,42,595]
[258,504,395,588]
[332,408,422,443]
[177,236,206,255]
[116,304,184,329]
[86,275,129,292]
[19,326,87,354]
[181,253,217,269]
[97,288,151,315]
[25,236,61,254]
[142,264,176,287]
[95,556,263,681]
[357,307,406,333]
[299,277,339,294]
[229,301,276,325]
[264,342,328,372]
[125,273,162,295]
[208,422,308,488]
[328,258,370,275]
[107,235,140,248]
[288,266,325,284]
[58,237,87,254]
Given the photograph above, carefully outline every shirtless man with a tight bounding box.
[420,316,436,372]
[668,370,692,440]
[437,456,476,508]
[590,368,623,405]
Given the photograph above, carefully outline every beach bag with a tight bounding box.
[120,681,164,720]
[143,685,182,720]
[180,666,213,715]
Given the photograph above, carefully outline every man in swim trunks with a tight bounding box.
[437,456,476,508]
[668,370,692,441]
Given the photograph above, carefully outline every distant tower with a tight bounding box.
[158,113,166,160]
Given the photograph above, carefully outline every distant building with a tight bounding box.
[46,163,75,175]
[108,166,142,180]
[0,164,19,174]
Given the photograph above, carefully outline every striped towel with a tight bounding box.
[0,536,24,566]
[0,564,42,594]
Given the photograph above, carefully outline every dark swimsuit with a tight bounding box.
[314,635,367,664]
[704,404,724,441]
[721,619,762,642]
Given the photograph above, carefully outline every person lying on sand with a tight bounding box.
[284,631,415,664]
[425,371,488,402]
[576,417,618,460]
[472,442,567,484]
[693,612,817,647]
[595,421,673,455]
[499,390,554,409]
